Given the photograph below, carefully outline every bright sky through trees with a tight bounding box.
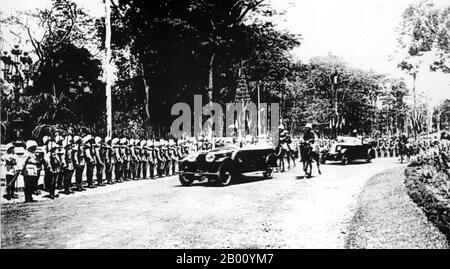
[2,0,449,104]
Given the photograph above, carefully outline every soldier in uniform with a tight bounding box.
[73,136,86,191]
[114,138,124,183]
[84,135,96,188]
[133,139,142,180]
[122,138,130,181]
[22,140,39,203]
[388,139,394,157]
[169,140,179,175]
[54,135,65,190]
[105,137,115,184]
[155,141,163,178]
[63,136,75,194]
[2,143,18,200]
[146,140,155,179]
[376,139,382,158]
[94,137,105,186]
[127,139,136,180]
[162,140,171,176]
[139,140,148,179]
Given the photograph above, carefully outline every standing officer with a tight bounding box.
[73,136,86,191]
[84,135,96,188]
[63,136,75,195]
[23,140,39,203]
[94,136,105,186]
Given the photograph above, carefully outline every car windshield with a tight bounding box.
[210,145,239,152]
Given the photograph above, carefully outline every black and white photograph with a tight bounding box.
[1,0,450,252]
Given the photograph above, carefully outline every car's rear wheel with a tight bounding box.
[179,173,196,186]
[367,149,375,163]
[263,168,273,179]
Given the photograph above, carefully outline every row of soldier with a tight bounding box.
[313,136,448,159]
[3,135,212,203]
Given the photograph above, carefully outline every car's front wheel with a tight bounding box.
[179,173,196,186]
[218,163,237,186]
[341,154,349,165]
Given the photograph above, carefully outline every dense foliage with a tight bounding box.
[1,0,419,142]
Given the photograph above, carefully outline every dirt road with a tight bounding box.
[1,158,404,249]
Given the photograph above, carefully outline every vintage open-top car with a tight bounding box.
[321,137,376,165]
[178,141,278,186]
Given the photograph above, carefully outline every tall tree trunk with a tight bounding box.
[105,0,113,137]
[207,52,215,103]
[141,62,151,132]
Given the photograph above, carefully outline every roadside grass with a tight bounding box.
[345,167,448,249]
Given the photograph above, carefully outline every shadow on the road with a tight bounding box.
[175,175,272,188]
[295,175,318,180]
[324,160,371,166]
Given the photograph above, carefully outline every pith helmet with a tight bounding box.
[6,143,14,153]
[73,136,81,144]
[48,142,59,152]
[94,136,102,145]
[26,140,38,150]
[140,140,147,147]
[112,138,119,146]
[42,136,50,145]
[55,135,64,145]
[83,135,93,144]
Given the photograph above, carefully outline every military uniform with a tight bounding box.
[155,141,164,178]
[23,140,39,203]
[94,137,105,186]
[55,136,65,190]
[133,140,141,180]
[147,140,155,179]
[122,139,131,181]
[84,135,96,188]
[105,137,115,184]
[114,138,125,182]
[139,140,148,179]
[2,144,18,199]
[63,136,75,194]
[73,136,86,191]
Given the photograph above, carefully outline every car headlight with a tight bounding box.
[205,153,215,162]
[335,146,342,152]
[187,153,198,162]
